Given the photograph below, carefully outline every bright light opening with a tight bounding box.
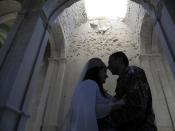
[85,0,127,19]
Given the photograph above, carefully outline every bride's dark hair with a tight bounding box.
[83,67,107,98]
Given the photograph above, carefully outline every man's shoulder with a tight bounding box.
[129,65,144,71]
[129,66,149,83]
[118,66,146,82]
[129,66,145,75]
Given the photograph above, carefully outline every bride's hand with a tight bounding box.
[111,99,125,111]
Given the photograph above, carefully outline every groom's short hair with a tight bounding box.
[110,51,129,66]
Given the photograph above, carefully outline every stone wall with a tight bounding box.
[66,19,139,65]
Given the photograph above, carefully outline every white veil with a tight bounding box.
[78,57,106,83]
[64,58,106,131]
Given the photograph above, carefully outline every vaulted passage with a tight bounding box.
[0,0,175,131]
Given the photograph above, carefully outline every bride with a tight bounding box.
[64,58,124,131]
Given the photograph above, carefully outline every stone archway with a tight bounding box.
[139,14,175,131]
[24,22,66,131]
[0,0,87,129]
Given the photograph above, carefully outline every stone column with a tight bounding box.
[0,0,50,130]
[42,57,66,131]
[25,58,55,131]
[140,54,175,131]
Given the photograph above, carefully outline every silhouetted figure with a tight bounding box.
[64,58,123,131]
[108,51,157,131]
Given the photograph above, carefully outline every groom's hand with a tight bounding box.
[111,99,125,111]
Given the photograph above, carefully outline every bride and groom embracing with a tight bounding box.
[64,51,157,131]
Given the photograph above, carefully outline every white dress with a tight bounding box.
[64,80,113,131]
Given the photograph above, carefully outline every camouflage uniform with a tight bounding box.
[111,66,157,131]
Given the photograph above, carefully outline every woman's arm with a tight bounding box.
[96,99,125,119]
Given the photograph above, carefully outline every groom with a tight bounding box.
[108,51,157,131]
